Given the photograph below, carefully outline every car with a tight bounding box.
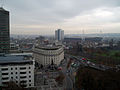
[66,70,70,73]
[92,63,95,66]
[87,61,90,64]
[58,67,62,70]
[82,58,86,60]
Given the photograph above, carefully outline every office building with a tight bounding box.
[0,54,35,88]
[33,45,64,66]
[55,29,64,41]
[0,7,10,53]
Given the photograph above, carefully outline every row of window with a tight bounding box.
[0,38,9,40]
[0,46,9,49]
[0,33,9,35]
[0,42,9,44]
[0,24,8,27]
[2,72,32,75]
[0,27,8,29]
[2,75,32,80]
[0,29,8,31]
[1,67,31,71]
[2,80,32,87]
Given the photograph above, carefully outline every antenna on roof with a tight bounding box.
[82,29,85,42]
[100,30,102,34]
[82,29,85,35]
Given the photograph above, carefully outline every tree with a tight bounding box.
[75,67,120,90]
[55,74,65,85]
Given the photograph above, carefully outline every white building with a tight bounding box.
[33,45,64,66]
[0,54,35,88]
[55,29,64,41]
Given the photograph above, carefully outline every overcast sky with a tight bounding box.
[1,0,120,35]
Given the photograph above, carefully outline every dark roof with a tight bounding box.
[36,47,60,50]
[35,45,62,50]
[0,54,33,65]
[0,7,7,11]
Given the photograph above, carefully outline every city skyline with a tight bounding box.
[1,0,120,35]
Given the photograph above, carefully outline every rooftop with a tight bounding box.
[0,53,33,65]
[0,7,7,11]
[35,45,62,50]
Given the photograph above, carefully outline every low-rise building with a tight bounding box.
[33,45,64,66]
[0,54,35,88]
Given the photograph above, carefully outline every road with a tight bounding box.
[59,54,118,90]
[60,57,73,90]
[60,54,112,90]
[68,55,112,71]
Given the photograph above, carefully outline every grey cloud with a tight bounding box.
[1,0,120,34]
[5,0,120,24]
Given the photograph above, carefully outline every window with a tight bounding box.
[11,68,13,70]
[11,72,13,74]
[29,84,31,86]
[1,68,8,71]
[20,80,27,83]
[16,76,18,79]
[29,71,31,73]
[29,76,31,78]
[20,76,26,79]
[20,67,26,70]
[15,68,17,70]
[29,67,31,69]
[16,72,17,74]
[2,77,9,80]
[2,73,8,75]
[20,72,26,74]
[2,82,8,85]
[29,80,31,82]
[20,84,27,87]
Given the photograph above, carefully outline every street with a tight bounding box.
[60,56,73,90]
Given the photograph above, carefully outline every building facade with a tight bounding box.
[33,45,64,66]
[0,7,10,53]
[55,29,64,41]
[0,54,34,88]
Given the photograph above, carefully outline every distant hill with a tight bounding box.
[10,33,120,39]
[65,33,120,38]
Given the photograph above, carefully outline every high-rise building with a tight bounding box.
[55,29,64,41]
[0,7,10,53]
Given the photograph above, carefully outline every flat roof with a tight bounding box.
[36,47,60,50]
[35,45,62,50]
[10,53,32,56]
[0,54,33,65]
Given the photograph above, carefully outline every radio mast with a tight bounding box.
[82,29,85,42]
